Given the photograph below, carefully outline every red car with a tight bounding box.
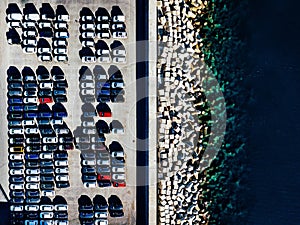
[39,97,53,104]
[97,173,111,181]
[112,181,126,187]
[98,111,112,117]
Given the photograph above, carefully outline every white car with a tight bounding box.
[98,55,111,63]
[81,16,94,22]
[54,204,68,211]
[40,212,54,219]
[82,159,96,166]
[23,21,36,28]
[38,54,52,62]
[9,183,24,190]
[25,183,40,190]
[10,154,24,160]
[82,121,95,127]
[55,167,69,174]
[9,128,23,135]
[95,219,108,225]
[82,31,95,38]
[55,160,68,167]
[96,159,110,166]
[94,211,108,218]
[112,173,125,180]
[8,21,21,28]
[23,30,38,37]
[55,31,69,38]
[26,176,40,182]
[39,82,53,89]
[41,190,55,197]
[112,31,127,39]
[82,56,96,63]
[55,128,69,134]
[10,169,24,176]
[112,166,125,173]
[23,46,37,54]
[82,40,95,47]
[23,39,37,46]
[22,120,36,126]
[40,205,53,211]
[24,14,39,21]
[96,23,109,30]
[55,175,69,182]
[96,49,110,56]
[10,205,23,211]
[25,128,39,134]
[40,152,53,159]
[53,39,68,47]
[38,47,51,54]
[81,23,95,31]
[113,56,126,63]
[83,182,97,188]
[39,21,52,29]
[112,49,126,56]
[54,22,68,29]
[42,137,58,144]
[23,97,38,104]
[25,205,39,211]
[81,82,94,89]
[83,128,96,134]
[26,168,40,175]
[111,151,125,158]
[52,119,63,125]
[54,55,68,62]
[57,15,70,22]
[96,31,110,39]
[111,81,124,88]
[54,48,67,54]
[111,23,126,30]
[81,89,95,95]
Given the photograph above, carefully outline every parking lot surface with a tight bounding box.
[0,0,136,224]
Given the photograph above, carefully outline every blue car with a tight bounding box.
[38,112,52,118]
[96,81,110,89]
[8,98,22,105]
[24,112,38,118]
[96,89,110,96]
[25,153,39,160]
[8,105,23,112]
[53,111,67,118]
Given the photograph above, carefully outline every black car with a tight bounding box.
[9,176,24,183]
[41,182,55,190]
[56,182,70,188]
[98,180,111,187]
[93,195,108,211]
[40,175,54,182]
[9,161,23,168]
[54,80,68,88]
[25,212,39,220]
[40,168,54,175]
[10,190,24,198]
[10,197,24,204]
[25,160,40,168]
[81,166,96,174]
[26,190,40,197]
[40,160,54,167]
[54,95,67,103]
[38,88,52,97]
[54,212,68,219]
[82,175,97,181]
[10,212,24,220]
[54,151,68,159]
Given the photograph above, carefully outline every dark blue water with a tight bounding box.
[245,0,300,224]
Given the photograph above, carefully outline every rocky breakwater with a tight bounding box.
[156,0,228,224]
